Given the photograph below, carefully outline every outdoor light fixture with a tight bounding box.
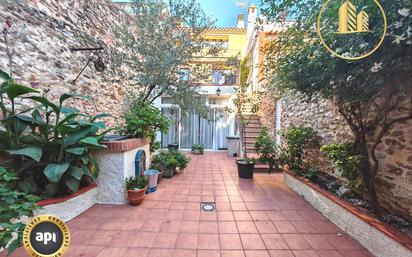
[216,87,222,96]
[70,46,105,84]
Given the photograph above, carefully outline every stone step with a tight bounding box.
[245,123,261,128]
[244,127,261,133]
[245,141,257,147]
[244,132,260,138]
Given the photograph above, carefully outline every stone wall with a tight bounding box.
[257,92,277,138]
[280,92,412,222]
[0,0,130,127]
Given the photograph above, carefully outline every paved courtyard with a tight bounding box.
[11,152,374,257]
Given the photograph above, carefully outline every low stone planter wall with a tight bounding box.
[35,184,97,222]
[284,170,412,257]
[94,138,151,204]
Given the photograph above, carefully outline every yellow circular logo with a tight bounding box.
[318,0,387,60]
[23,215,70,257]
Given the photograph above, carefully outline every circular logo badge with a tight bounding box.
[318,0,387,60]
[23,215,70,257]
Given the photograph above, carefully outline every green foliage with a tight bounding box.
[191,143,204,151]
[110,0,213,118]
[152,150,191,170]
[279,126,316,170]
[125,175,149,190]
[299,166,320,182]
[321,142,362,188]
[150,141,162,153]
[0,166,40,255]
[123,100,171,140]
[255,127,278,172]
[263,0,412,212]
[233,59,261,159]
[0,70,110,198]
[240,58,250,90]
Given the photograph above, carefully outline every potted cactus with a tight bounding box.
[125,176,149,206]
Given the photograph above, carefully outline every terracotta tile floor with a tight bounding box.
[8,152,375,257]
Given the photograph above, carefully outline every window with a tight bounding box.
[212,70,237,85]
[212,70,224,85]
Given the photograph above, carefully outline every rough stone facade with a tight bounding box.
[0,0,130,127]
[257,92,277,138]
[280,92,412,222]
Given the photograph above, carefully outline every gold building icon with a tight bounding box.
[338,0,369,33]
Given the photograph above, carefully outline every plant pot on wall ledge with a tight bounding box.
[237,159,254,179]
[127,187,147,206]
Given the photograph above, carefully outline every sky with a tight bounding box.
[112,0,253,28]
[198,0,249,28]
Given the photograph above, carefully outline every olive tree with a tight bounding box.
[109,0,214,113]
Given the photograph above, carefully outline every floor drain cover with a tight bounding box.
[201,202,216,211]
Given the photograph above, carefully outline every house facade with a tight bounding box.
[153,18,247,151]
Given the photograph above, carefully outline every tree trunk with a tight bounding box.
[352,134,381,214]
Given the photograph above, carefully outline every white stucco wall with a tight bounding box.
[94,143,151,204]
[35,187,97,222]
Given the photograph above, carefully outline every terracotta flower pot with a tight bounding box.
[127,187,146,206]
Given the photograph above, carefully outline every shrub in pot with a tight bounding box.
[255,127,279,173]
[236,158,255,179]
[152,151,191,178]
[122,100,170,140]
[233,70,261,179]
[191,143,205,155]
[125,175,149,206]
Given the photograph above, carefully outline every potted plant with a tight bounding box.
[152,151,177,178]
[174,151,191,172]
[125,176,149,206]
[255,127,279,173]
[233,63,259,179]
[191,143,205,155]
[152,151,191,178]
[122,100,171,141]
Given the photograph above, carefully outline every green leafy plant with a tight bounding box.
[233,58,261,160]
[150,141,162,153]
[191,143,204,153]
[125,175,149,190]
[321,142,362,189]
[295,166,319,182]
[0,69,110,197]
[152,150,191,171]
[255,127,278,173]
[262,0,412,214]
[123,100,170,140]
[0,166,40,255]
[279,126,316,171]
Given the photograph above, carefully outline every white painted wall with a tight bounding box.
[94,143,151,204]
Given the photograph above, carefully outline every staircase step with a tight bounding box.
[244,132,260,137]
[246,123,262,128]
[244,127,261,133]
